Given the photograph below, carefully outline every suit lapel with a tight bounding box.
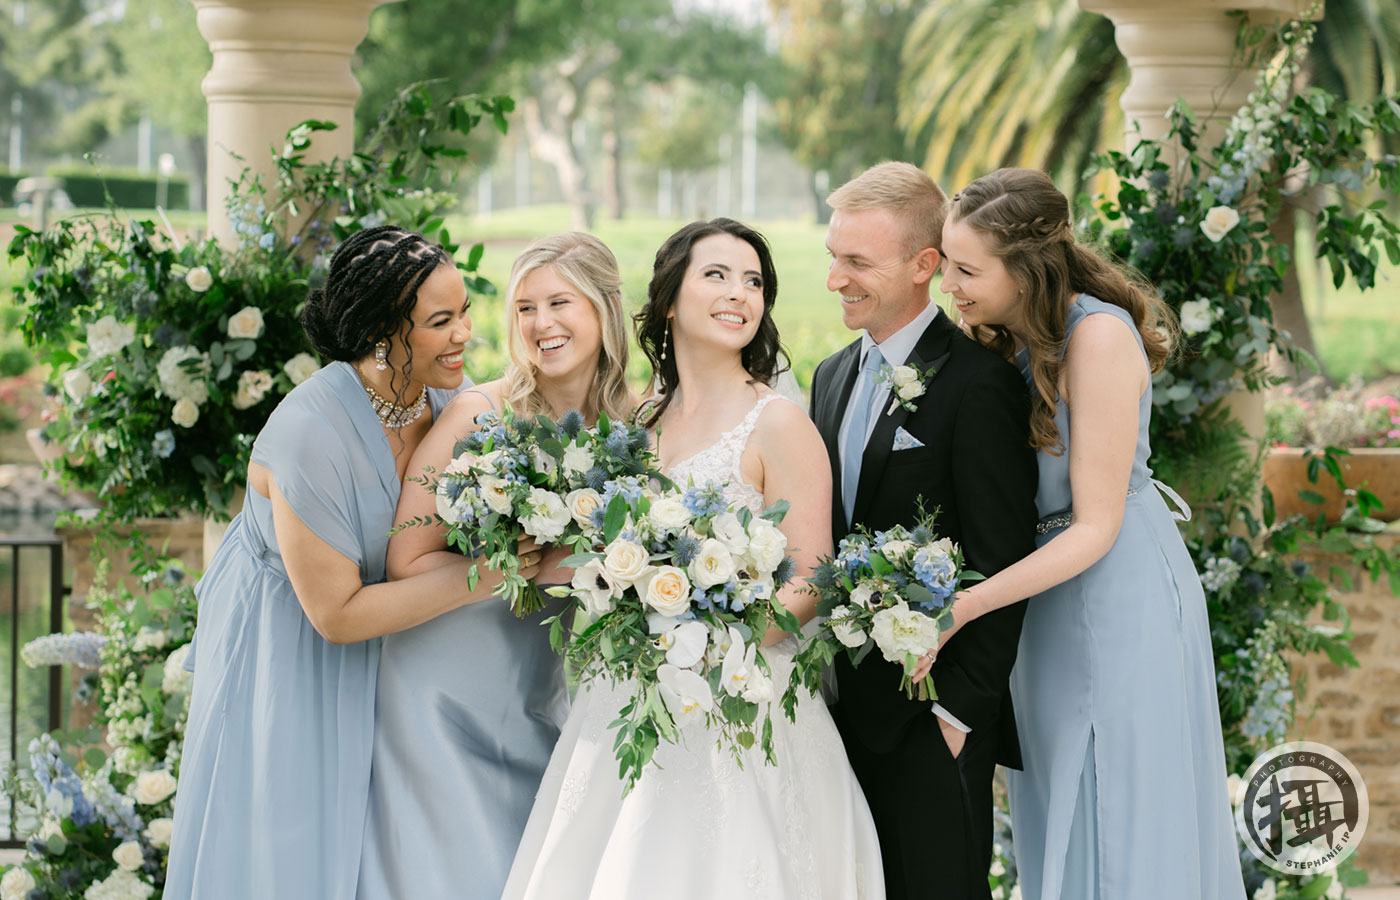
[850,310,958,526]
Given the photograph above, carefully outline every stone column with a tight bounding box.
[1078,0,1321,437]
[190,0,401,245]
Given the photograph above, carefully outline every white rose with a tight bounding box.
[232,369,274,409]
[132,627,169,652]
[688,538,737,589]
[156,346,210,405]
[162,644,192,695]
[656,619,709,669]
[184,265,213,292]
[226,305,265,339]
[562,443,595,476]
[890,365,918,388]
[1178,298,1217,336]
[521,488,571,543]
[1254,878,1278,900]
[1200,205,1241,242]
[565,488,603,529]
[742,666,774,703]
[130,769,177,805]
[880,540,913,563]
[113,840,144,871]
[829,605,868,647]
[63,368,92,402]
[283,352,319,386]
[745,519,787,574]
[143,817,174,849]
[709,512,748,554]
[638,565,692,617]
[1,868,36,900]
[171,397,199,428]
[86,869,154,900]
[477,475,515,515]
[602,539,650,587]
[897,380,926,402]
[657,663,713,726]
[86,314,136,357]
[869,601,940,664]
[571,558,620,616]
[648,495,692,532]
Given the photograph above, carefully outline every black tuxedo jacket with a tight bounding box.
[810,307,1038,769]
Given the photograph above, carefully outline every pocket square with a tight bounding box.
[892,426,925,451]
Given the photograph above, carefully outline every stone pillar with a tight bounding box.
[190,0,401,244]
[1079,0,1322,148]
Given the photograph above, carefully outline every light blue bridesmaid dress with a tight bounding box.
[356,389,569,900]
[1007,296,1246,900]
[166,361,458,899]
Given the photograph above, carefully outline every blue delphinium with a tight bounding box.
[152,428,177,460]
[29,735,96,827]
[836,536,869,576]
[681,483,727,518]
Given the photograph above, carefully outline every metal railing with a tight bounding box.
[2,536,66,849]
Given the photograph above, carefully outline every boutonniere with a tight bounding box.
[875,361,937,415]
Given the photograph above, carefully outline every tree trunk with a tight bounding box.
[521,94,595,232]
[602,85,625,220]
[1269,196,1323,383]
[187,133,207,213]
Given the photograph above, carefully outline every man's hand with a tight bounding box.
[938,715,966,760]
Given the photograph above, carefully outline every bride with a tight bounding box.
[503,218,884,899]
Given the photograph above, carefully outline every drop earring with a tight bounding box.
[374,340,389,371]
[661,320,670,363]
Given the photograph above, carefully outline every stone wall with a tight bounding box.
[1289,535,1400,884]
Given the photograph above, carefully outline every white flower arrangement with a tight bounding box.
[874,361,936,414]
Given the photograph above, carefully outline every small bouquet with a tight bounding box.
[411,405,663,616]
[784,509,981,717]
[545,482,800,791]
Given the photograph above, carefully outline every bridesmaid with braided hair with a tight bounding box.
[916,169,1246,900]
[167,226,543,898]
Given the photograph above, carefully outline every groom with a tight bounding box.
[811,162,1038,900]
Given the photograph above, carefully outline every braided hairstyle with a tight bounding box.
[301,225,453,412]
[948,168,1177,454]
[633,218,789,428]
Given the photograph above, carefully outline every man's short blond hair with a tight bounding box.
[826,162,949,255]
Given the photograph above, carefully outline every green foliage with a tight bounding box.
[11,82,508,525]
[40,164,191,209]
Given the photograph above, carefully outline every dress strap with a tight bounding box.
[728,393,784,475]
[461,388,496,412]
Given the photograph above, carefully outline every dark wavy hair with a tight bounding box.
[301,225,453,414]
[633,218,788,428]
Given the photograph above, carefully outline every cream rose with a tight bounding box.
[232,369,274,410]
[602,539,650,587]
[184,265,213,292]
[63,369,92,402]
[688,538,737,589]
[639,565,691,617]
[131,769,178,805]
[1200,205,1241,242]
[144,817,174,848]
[744,519,787,573]
[113,840,144,871]
[565,488,604,529]
[830,605,868,648]
[521,488,571,543]
[171,397,199,428]
[562,443,595,476]
[227,305,265,339]
[571,558,620,616]
[283,352,319,385]
[647,495,692,532]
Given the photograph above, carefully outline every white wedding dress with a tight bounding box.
[502,393,885,900]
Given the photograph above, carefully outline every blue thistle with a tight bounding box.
[560,409,585,438]
[584,466,609,491]
[511,415,534,440]
[626,426,651,453]
[909,525,933,545]
[809,561,840,591]
[588,507,607,531]
[772,556,796,588]
[672,534,700,567]
[606,429,631,455]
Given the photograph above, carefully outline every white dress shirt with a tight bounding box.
[834,299,971,735]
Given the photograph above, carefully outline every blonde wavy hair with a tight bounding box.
[948,168,1177,454]
[501,233,631,423]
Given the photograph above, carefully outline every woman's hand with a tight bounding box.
[534,543,576,585]
[516,534,544,582]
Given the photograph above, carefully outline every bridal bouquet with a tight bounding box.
[411,405,661,615]
[783,510,982,716]
[544,482,800,791]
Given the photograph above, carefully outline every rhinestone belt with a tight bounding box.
[1035,488,1138,534]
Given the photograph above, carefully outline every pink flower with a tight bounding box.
[1388,429,1400,440]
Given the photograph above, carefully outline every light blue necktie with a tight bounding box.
[842,346,885,526]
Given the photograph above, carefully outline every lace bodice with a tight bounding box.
[665,393,786,514]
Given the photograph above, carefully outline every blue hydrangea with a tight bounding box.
[21,632,108,669]
[912,546,958,606]
[605,429,631,456]
[152,429,176,459]
[258,231,276,250]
